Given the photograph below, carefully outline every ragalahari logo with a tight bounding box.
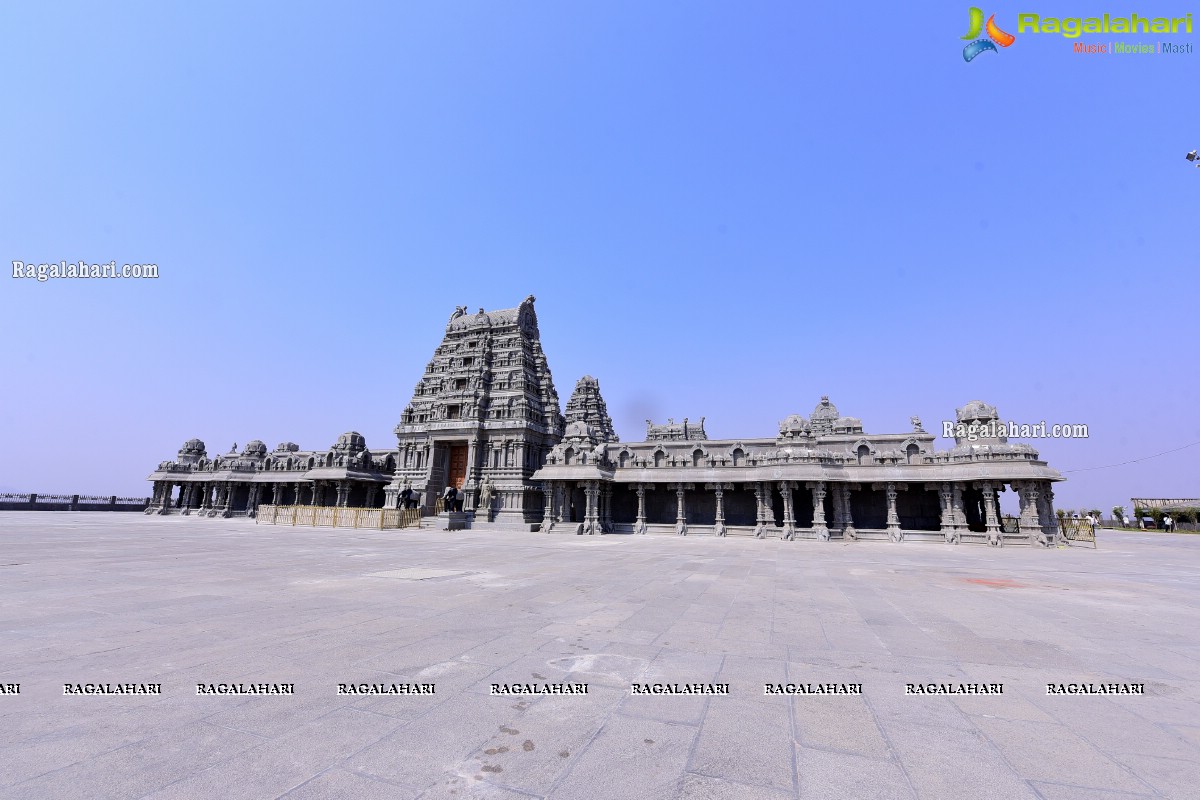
[962,8,1016,61]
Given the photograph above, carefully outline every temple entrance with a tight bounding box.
[448,445,468,490]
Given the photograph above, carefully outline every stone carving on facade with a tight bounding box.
[478,477,495,521]
[646,417,706,441]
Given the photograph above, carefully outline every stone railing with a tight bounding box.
[255,504,423,530]
[0,493,149,512]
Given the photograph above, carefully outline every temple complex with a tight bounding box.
[147,296,1064,546]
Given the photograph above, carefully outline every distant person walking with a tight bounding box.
[1163,513,1174,533]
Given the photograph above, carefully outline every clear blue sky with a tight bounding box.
[1,2,1196,514]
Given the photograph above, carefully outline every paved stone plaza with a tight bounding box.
[3,513,1199,799]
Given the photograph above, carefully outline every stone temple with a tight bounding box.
[147,296,1064,546]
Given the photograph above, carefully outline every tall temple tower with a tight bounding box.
[384,295,565,523]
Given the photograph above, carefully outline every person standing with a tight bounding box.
[1163,513,1174,533]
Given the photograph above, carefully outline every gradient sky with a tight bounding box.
[1,1,1197,515]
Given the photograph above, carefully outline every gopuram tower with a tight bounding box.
[384,295,565,524]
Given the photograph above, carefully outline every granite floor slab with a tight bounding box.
[1,514,1198,799]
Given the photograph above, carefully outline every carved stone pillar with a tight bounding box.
[707,483,728,537]
[949,482,964,534]
[809,481,829,541]
[885,482,901,542]
[542,482,556,533]
[670,483,692,536]
[583,480,600,535]
[335,481,350,508]
[780,481,796,541]
[634,483,649,535]
[841,484,857,540]
[604,482,614,532]
[1041,481,1059,543]
[221,482,234,518]
[978,481,1001,545]
[1013,481,1040,544]
[754,482,770,538]
[937,482,958,544]
[365,484,379,509]
[156,482,173,515]
[249,485,263,517]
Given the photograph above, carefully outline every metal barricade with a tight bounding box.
[1060,518,1097,548]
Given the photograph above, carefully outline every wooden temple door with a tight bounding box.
[448,445,468,491]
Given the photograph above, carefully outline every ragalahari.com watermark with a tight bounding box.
[12,260,159,282]
[942,421,1089,441]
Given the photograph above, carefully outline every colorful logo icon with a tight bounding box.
[962,7,1016,61]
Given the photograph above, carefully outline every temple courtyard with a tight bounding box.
[2,513,1199,800]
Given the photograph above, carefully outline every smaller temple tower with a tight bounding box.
[563,376,619,443]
